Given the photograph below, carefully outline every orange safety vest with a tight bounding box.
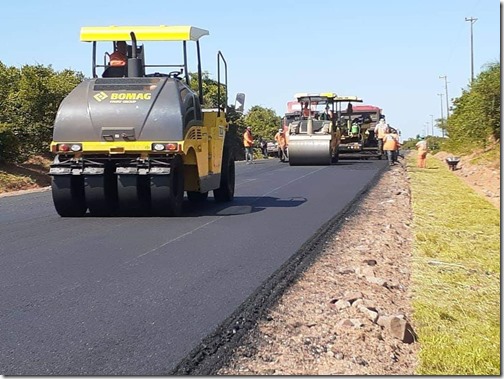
[382,133,398,151]
[275,132,287,148]
[391,133,401,149]
[109,51,127,66]
[243,130,254,147]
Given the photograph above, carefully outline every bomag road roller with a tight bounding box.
[49,25,243,217]
[287,93,341,166]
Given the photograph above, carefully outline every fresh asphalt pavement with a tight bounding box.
[0,158,387,375]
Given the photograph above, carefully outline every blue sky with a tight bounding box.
[1,0,500,139]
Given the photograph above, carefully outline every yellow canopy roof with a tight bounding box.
[294,92,337,102]
[333,96,363,102]
[80,25,209,42]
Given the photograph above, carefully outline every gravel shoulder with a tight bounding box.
[218,161,418,375]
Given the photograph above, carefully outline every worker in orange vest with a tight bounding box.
[382,127,399,166]
[274,128,288,162]
[389,127,402,163]
[374,118,388,156]
[109,41,128,66]
[302,102,311,118]
[415,137,428,168]
[243,126,254,164]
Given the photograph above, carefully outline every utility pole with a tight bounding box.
[437,93,444,137]
[429,114,434,136]
[439,75,450,117]
[465,17,478,83]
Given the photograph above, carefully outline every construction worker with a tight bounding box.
[389,127,401,163]
[109,41,128,66]
[274,128,288,162]
[243,126,254,164]
[374,119,388,156]
[382,127,399,166]
[320,105,331,120]
[259,137,268,158]
[302,102,311,118]
[415,137,428,168]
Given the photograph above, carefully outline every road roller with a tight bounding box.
[49,25,242,217]
[287,93,341,166]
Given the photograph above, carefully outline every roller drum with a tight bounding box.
[288,136,332,166]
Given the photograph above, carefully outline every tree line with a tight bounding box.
[1,60,498,163]
[0,63,84,162]
[402,61,500,154]
[0,62,280,163]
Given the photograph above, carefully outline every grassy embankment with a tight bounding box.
[407,153,500,375]
[0,156,51,193]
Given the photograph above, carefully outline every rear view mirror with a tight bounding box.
[235,93,245,113]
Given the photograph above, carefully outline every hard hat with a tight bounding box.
[278,128,283,133]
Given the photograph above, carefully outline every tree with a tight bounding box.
[446,61,500,152]
[188,71,226,109]
[0,62,83,162]
[243,106,281,142]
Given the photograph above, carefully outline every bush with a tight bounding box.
[0,123,20,163]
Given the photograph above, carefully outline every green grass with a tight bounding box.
[407,154,500,375]
[470,142,500,167]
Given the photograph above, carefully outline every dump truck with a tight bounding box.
[49,25,242,217]
[286,93,341,165]
[338,104,384,159]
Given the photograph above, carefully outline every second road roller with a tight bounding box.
[286,93,341,166]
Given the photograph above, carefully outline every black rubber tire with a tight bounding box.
[214,148,235,203]
[84,163,118,216]
[51,175,87,217]
[150,156,184,216]
[187,191,209,203]
[117,175,151,215]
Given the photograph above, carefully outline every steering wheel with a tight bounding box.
[168,70,182,78]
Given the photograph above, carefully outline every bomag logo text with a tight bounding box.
[110,93,152,100]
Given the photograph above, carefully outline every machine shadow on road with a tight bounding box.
[75,196,306,218]
[183,196,307,217]
[333,160,380,165]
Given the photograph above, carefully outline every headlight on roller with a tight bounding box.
[153,143,166,151]
[152,143,179,152]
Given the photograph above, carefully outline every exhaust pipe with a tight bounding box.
[127,32,143,78]
[307,117,313,135]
